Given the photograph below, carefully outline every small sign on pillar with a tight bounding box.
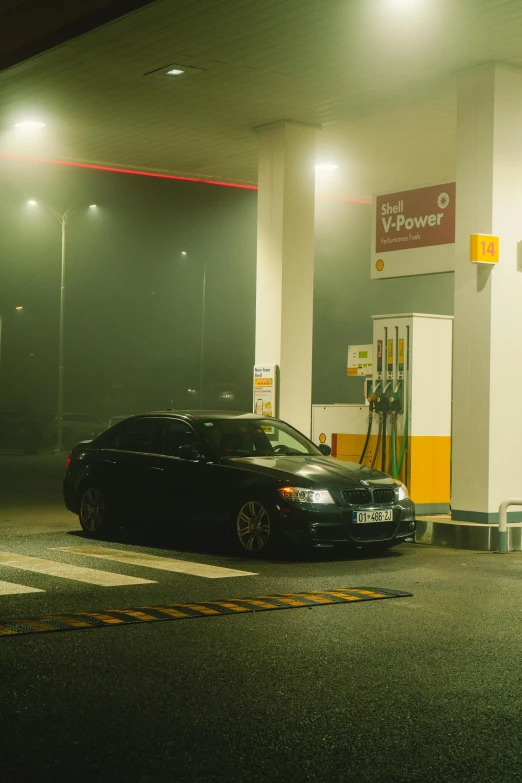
[470,234,499,265]
[253,365,279,417]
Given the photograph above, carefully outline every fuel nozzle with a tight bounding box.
[388,394,402,414]
[375,391,390,413]
[388,383,403,414]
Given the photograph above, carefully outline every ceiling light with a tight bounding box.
[181,251,187,255]
[145,63,204,79]
[27,200,37,205]
[15,121,46,130]
[15,306,24,311]
[315,164,339,172]
[89,204,97,209]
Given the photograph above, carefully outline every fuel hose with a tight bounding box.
[391,413,398,478]
[359,401,375,465]
[371,417,383,469]
[381,409,387,474]
[396,405,409,477]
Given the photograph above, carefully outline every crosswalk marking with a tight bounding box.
[54,546,257,579]
[0,551,156,587]
[0,579,44,596]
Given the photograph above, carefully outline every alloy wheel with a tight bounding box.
[237,501,271,552]
[80,488,105,532]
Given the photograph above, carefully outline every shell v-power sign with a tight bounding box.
[371,182,456,279]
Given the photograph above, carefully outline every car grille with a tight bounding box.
[342,489,372,505]
[372,488,396,505]
[341,487,396,506]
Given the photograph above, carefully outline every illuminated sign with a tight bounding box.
[371,182,456,279]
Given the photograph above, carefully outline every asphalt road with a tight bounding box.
[0,453,521,783]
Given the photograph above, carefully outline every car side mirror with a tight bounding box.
[318,444,331,456]
[178,444,204,462]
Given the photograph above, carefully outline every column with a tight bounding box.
[255,121,318,436]
[452,64,522,523]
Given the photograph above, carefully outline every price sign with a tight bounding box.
[470,234,499,265]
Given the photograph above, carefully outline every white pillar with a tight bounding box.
[255,121,318,436]
[452,64,522,523]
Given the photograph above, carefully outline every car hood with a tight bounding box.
[221,454,397,489]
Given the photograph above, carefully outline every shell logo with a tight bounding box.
[376,259,385,272]
[319,433,327,444]
[438,192,450,209]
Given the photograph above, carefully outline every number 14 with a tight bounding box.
[481,240,496,256]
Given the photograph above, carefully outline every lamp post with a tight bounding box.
[28,201,97,450]
[199,261,208,409]
[180,251,208,409]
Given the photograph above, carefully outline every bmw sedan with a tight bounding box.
[63,411,416,556]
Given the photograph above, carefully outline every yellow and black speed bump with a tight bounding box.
[0,587,411,637]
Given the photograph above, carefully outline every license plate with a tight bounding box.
[353,509,393,524]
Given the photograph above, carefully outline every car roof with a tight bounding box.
[128,410,264,422]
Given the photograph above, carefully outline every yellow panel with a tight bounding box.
[334,433,406,477]
[334,433,380,466]
[330,431,450,506]
[408,436,451,504]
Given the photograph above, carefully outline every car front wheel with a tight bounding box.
[79,486,115,538]
[235,499,280,557]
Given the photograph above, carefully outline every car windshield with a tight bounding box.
[201,418,320,458]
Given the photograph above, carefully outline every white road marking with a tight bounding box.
[54,546,257,579]
[0,551,156,587]
[0,579,44,595]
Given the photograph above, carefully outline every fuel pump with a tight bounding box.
[335,313,452,514]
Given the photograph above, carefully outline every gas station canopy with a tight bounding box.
[2,0,522,197]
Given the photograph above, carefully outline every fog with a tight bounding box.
[0,155,456,427]
[0,157,257,422]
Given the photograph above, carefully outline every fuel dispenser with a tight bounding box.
[312,313,453,514]
[370,314,452,514]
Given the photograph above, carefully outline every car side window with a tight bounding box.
[160,419,200,458]
[102,417,163,454]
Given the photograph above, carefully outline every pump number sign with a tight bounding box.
[470,234,499,265]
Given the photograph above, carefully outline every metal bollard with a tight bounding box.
[498,499,522,553]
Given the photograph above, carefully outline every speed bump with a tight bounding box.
[0,587,411,637]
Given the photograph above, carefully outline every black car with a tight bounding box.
[63,411,416,556]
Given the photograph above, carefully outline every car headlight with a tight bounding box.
[396,482,409,501]
[278,487,335,505]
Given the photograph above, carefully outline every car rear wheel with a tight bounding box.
[235,499,280,557]
[79,486,115,538]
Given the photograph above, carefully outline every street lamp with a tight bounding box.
[28,201,98,450]
[199,261,207,409]
[179,251,207,409]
